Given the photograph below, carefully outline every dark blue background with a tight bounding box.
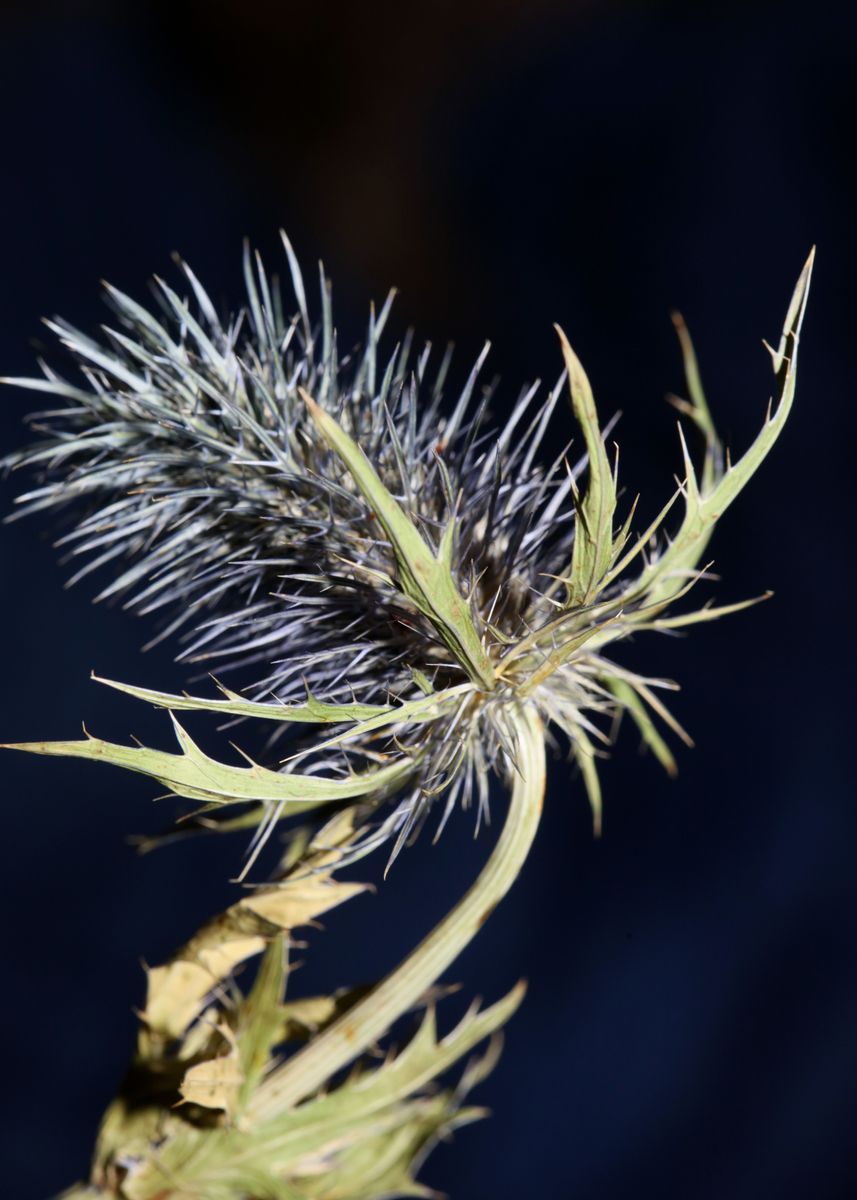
[1,2,855,1196]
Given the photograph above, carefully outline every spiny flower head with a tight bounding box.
[2,237,814,870]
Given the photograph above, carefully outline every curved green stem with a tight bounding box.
[247,700,546,1122]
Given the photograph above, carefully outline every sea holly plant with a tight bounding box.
[2,237,813,1199]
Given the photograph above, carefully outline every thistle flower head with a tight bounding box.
[2,237,814,867]
[2,241,813,1200]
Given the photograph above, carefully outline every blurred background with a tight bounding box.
[1,1,855,1196]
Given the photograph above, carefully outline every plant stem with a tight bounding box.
[247,700,546,1122]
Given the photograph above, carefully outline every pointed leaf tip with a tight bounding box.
[554,326,616,609]
[637,252,813,605]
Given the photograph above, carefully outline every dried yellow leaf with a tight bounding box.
[178,1022,243,1116]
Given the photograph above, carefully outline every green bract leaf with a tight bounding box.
[639,248,814,604]
[2,716,412,808]
[93,674,393,724]
[635,591,772,632]
[302,391,496,690]
[555,326,617,607]
[93,674,473,764]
